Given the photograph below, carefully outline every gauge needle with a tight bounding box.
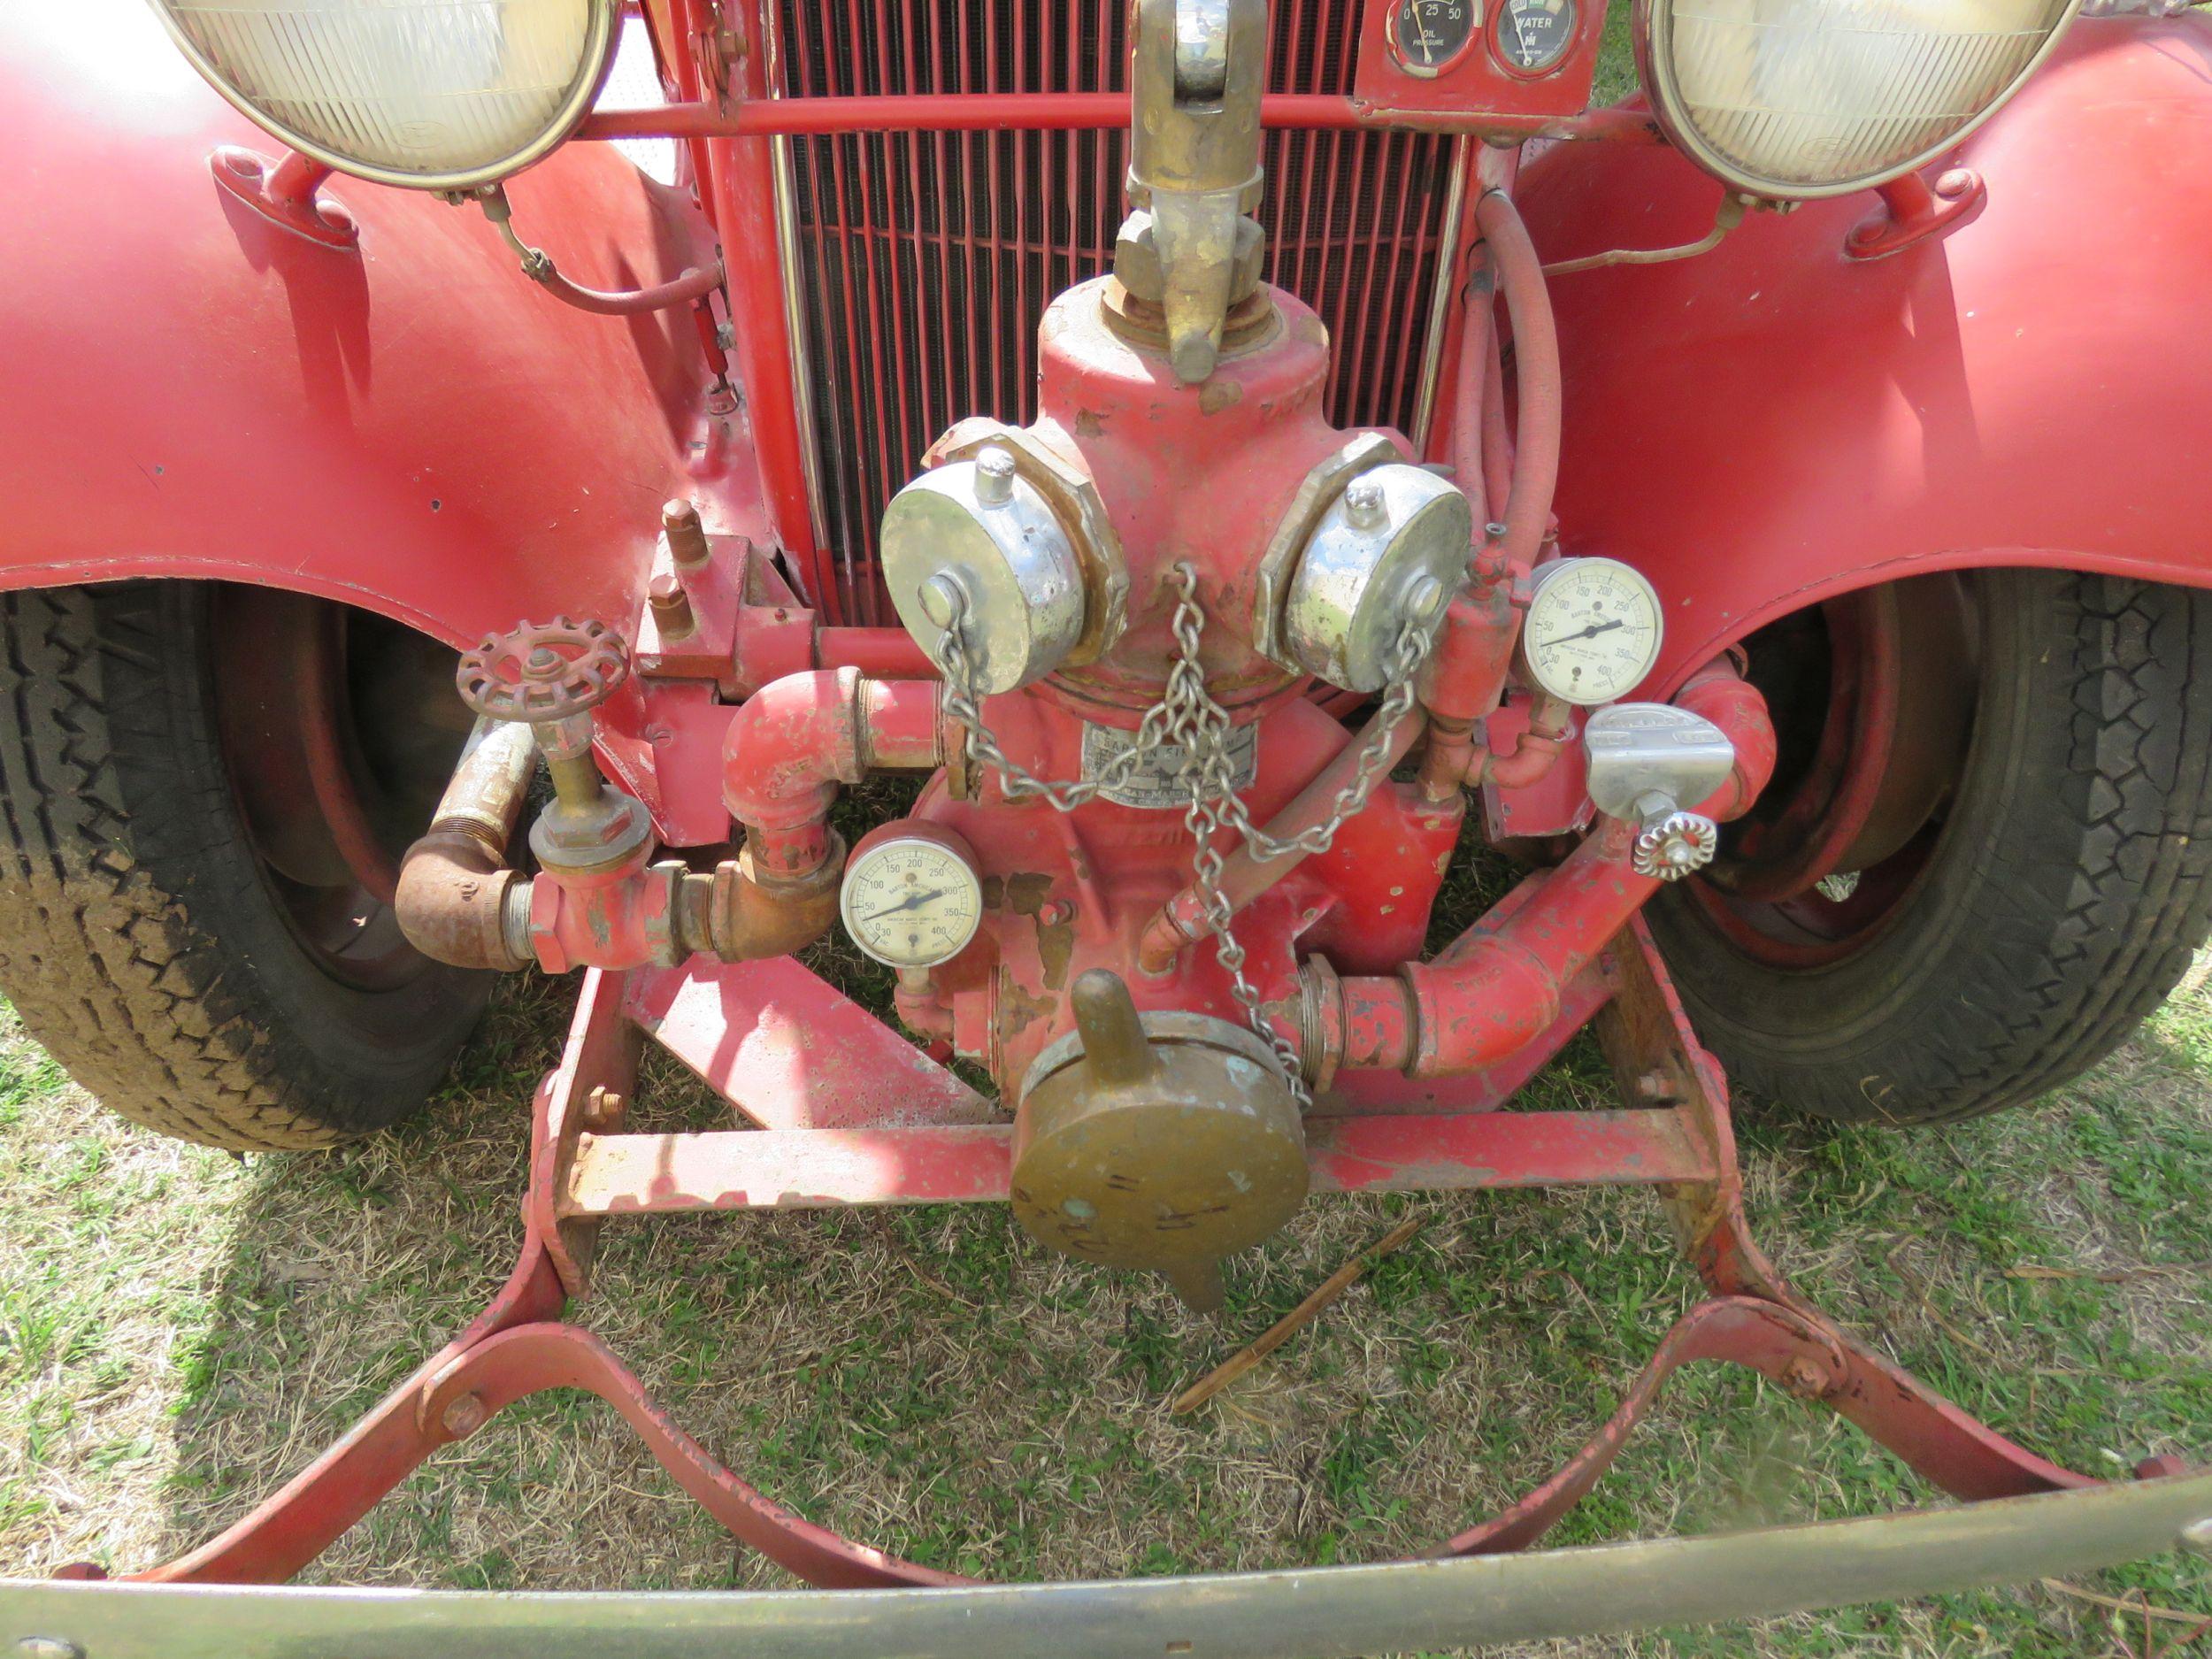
[1538,618,1626,649]
[1511,4,1532,55]
[862,888,946,924]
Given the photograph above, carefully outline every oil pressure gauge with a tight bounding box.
[1521,557,1664,706]
[1495,0,1577,75]
[1390,0,1482,76]
[839,822,985,970]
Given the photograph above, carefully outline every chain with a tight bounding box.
[930,563,1442,1109]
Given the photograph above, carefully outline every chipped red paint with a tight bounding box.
[87,922,2131,1592]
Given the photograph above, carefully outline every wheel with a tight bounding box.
[0,581,488,1149]
[1652,569,2212,1125]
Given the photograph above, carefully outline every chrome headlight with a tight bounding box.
[152,0,618,191]
[1638,0,2082,198]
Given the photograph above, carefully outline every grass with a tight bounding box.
[0,871,2208,1655]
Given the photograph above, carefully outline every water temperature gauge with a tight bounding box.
[1390,0,1482,75]
[1494,0,1577,75]
[839,822,985,970]
[1521,557,1664,707]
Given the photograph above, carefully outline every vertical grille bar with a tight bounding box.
[773,0,1455,606]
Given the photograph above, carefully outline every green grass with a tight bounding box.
[1,918,2208,1655]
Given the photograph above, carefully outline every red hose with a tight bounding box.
[1471,189,1563,572]
[531,259,726,318]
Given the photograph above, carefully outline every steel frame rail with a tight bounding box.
[4,920,2204,1649]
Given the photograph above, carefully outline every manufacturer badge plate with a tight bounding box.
[1080,721,1259,810]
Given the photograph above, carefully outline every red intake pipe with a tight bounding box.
[721,669,945,877]
[1322,657,1772,1078]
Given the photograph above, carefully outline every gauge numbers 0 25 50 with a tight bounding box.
[1391,0,1481,75]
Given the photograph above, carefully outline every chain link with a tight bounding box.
[930,563,1442,1108]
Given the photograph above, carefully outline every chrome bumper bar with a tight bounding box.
[6,1472,2207,1659]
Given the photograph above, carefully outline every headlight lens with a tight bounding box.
[154,0,618,191]
[1640,0,2081,198]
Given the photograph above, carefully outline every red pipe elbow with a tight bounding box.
[1674,655,1777,824]
[721,669,944,876]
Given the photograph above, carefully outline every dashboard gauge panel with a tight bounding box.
[1355,0,1605,119]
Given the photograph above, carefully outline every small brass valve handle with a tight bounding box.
[1071,968,1156,1089]
[456,616,631,727]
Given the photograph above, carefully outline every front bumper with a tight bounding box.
[5,1473,2208,1658]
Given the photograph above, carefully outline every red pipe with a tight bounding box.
[579,96,1668,143]
[1336,661,1774,1077]
[1484,688,1575,791]
[1473,189,1562,577]
[1671,654,1777,821]
[721,670,943,877]
[530,259,726,318]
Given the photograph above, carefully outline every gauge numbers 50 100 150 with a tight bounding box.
[1521,557,1664,707]
[838,829,984,969]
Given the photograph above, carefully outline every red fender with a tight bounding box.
[0,0,757,649]
[1514,15,2212,693]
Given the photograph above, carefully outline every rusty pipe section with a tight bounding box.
[396,719,538,972]
[721,668,946,878]
[1307,658,1773,1078]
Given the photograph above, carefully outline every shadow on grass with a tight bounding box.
[124,923,2208,1652]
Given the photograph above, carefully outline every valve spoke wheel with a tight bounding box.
[1653,569,2212,1125]
[0,582,488,1149]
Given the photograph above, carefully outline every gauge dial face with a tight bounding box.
[1495,0,1577,74]
[839,835,984,969]
[1391,0,1481,75]
[1522,557,1664,707]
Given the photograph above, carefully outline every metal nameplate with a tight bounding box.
[1080,720,1258,810]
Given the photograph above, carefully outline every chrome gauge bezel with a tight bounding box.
[838,829,987,971]
[1520,557,1665,708]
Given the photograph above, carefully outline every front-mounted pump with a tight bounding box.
[395,0,1776,1310]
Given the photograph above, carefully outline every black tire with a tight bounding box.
[1653,570,2212,1125]
[0,582,487,1149]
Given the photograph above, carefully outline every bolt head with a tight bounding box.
[1935,168,1976,201]
[523,645,565,680]
[1344,479,1389,530]
[2180,1515,2212,1559]
[15,1640,84,1659]
[441,1392,488,1438]
[974,446,1018,505]
[1780,1357,1828,1399]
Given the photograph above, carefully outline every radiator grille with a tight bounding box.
[774,0,1457,622]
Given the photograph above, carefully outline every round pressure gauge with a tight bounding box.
[1494,0,1577,76]
[1521,557,1664,707]
[1391,0,1482,76]
[839,823,985,970]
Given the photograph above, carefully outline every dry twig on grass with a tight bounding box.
[1171,1215,1426,1415]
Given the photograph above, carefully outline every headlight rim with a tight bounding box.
[1632,0,2086,201]
[150,0,622,194]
